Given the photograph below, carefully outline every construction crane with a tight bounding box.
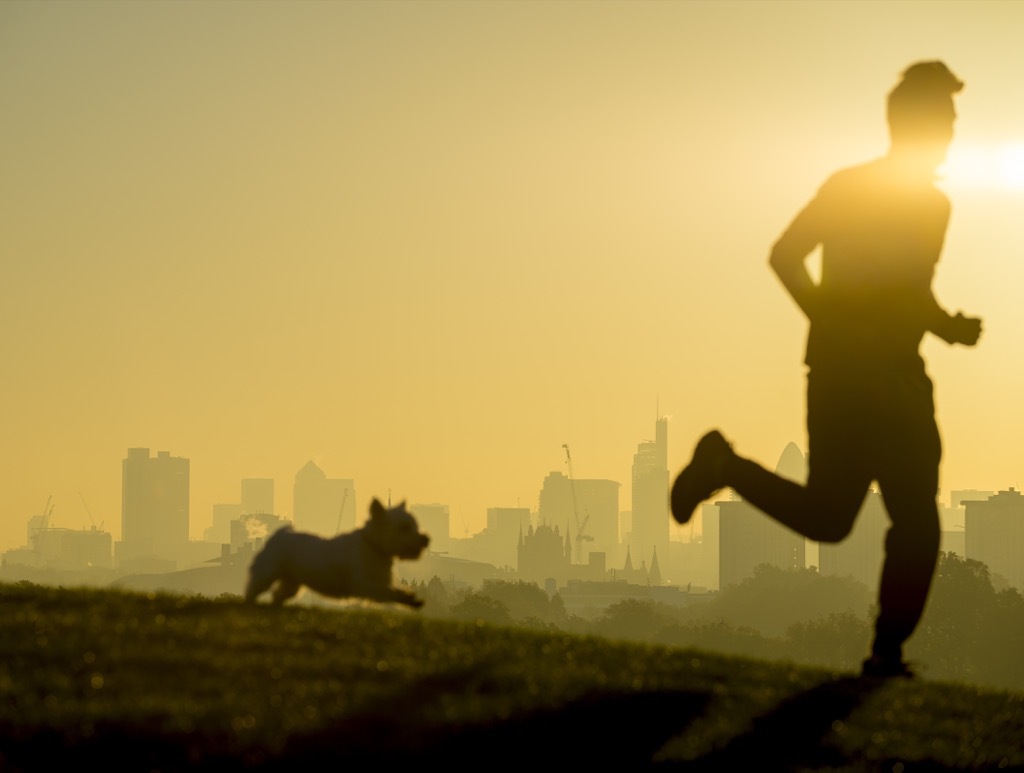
[562,444,593,564]
[32,496,54,557]
[79,492,103,531]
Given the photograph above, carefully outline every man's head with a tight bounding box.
[887,60,963,172]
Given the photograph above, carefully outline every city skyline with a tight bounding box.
[6,431,1007,552]
[3,2,1023,555]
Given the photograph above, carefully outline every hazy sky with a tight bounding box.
[2,0,1023,550]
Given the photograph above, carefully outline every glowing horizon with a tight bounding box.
[2,1,1023,553]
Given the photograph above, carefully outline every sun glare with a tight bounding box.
[942,142,1024,191]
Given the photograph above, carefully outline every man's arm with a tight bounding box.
[768,198,823,320]
[916,194,983,346]
[926,301,983,345]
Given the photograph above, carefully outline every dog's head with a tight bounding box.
[366,498,431,560]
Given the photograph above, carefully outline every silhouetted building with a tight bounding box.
[649,546,663,586]
[691,501,721,590]
[939,489,989,557]
[965,488,1024,590]
[293,460,355,536]
[818,489,888,592]
[719,494,807,588]
[241,478,274,515]
[486,506,530,567]
[775,441,808,483]
[4,521,113,571]
[410,503,451,555]
[537,472,619,566]
[517,523,571,587]
[951,489,994,508]
[205,503,242,545]
[37,527,113,570]
[447,507,527,569]
[614,544,648,584]
[718,443,807,588]
[630,416,669,580]
[118,448,189,566]
[231,512,291,551]
[574,479,620,565]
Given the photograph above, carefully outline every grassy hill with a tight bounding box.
[0,581,1021,772]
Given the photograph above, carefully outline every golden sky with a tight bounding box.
[2,0,1022,550]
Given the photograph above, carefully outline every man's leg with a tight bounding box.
[868,399,942,675]
[851,366,944,677]
[727,451,871,543]
[672,369,871,541]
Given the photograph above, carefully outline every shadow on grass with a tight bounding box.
[663,675,888,771]
[275,666,712,768]
[2,672,963,772]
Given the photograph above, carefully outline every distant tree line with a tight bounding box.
[408,552,1024,693]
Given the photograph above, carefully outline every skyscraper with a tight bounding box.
[241,478,274,515]
[537,471,619,565]
[818,490,888,592]
[410,503,451,555]
[630,416,669,580]
[965,488,1024,590]
[293,460,355,535]
[120,447,190,560]
[717,443,806,588]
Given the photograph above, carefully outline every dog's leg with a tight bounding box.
[384,588,425,609]
[271,579,301,605]
[244,572,275,604]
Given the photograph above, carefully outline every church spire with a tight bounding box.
[649,546,662,586]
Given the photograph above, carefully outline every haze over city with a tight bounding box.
[3,0,1023,554]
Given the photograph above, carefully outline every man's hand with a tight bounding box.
[948,312,983,346]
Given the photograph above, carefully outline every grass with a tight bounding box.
[0,582,1022,772]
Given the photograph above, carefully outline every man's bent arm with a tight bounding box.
[769,223,820,320]
[923,292,982,345]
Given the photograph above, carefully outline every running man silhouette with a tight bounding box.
[671,61,982,679]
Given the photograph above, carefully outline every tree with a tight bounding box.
[785,612,871,671]
[449,592,513,627]
[690,564,873,639]
[475,580,567,626]
[591,599,679,643]
[907,551,1024,690]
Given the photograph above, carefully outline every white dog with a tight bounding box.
[244,498,430,608]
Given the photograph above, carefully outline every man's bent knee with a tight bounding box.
[811,520,857,544]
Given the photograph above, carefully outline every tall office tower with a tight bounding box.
[483,506,532,568]
[818,490,888,592]
[241,478,274,515]
[537,472,620,565]
[293,460,355,535]
[121,448,190,553]
[538,470,573,529]
[631,416,669,580]
[717,444,806,589]
[703,500,721,589]
[572,479,621,566]
[410,503,451,555]
[965,488,1024,590]
[942,489,992,556]
[207,503,242,545]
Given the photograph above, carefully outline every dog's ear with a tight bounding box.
[370,498,386,520]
